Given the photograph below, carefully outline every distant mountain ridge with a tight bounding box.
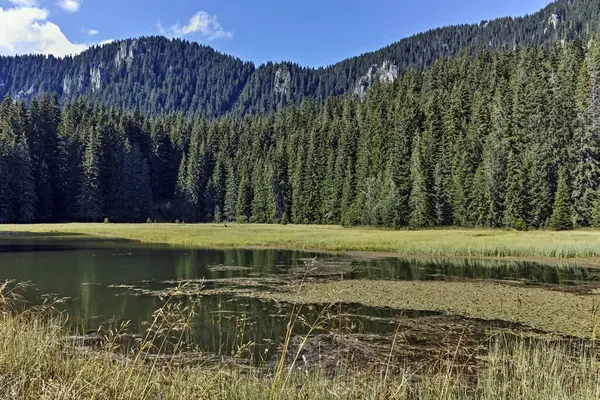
[0,0,598,118]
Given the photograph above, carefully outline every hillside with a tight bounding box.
[0,0,598,118]
[1,34,599,229]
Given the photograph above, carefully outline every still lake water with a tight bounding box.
[0,238,598,356]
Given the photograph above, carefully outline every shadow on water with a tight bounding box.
[0,231,136,253]
[350,257,600,285]
[0,231,87,236]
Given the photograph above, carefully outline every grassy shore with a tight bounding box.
[4,223,600,264]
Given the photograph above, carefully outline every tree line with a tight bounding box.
[2,37,600,229]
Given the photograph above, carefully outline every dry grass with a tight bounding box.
[4,224,600,264]
[0,308,599,399]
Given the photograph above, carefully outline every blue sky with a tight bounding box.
[0,0,552,66]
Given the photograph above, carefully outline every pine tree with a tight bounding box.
[482,83,511,227]
[12,134,36,222]
[0,154,11,223]
[503,149,528,231]
[223,164,237,222]
[433,158,452,226]
[77,127,104,221]
[236,169,253,223]
[503,57,531,231]
[592,189,600,228]
[468,165,488,227]
[175,152,189,220]
[362,176,383,226]
[549,168,573,231]
[272,143,290,223]
[178,121,208,222]
[118,143,153,221]
[523,52,553,228]
[409,131,435,228]
[55,102,84,221]
[572,41,600,226]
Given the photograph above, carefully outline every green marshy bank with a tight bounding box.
[7,225,600,265]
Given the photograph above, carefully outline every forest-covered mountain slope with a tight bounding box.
[1,36,598,230]
[0,0,598,118]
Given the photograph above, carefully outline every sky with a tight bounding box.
[0,0,553,67]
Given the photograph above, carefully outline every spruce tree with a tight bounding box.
[549,168,573,231]
[0,154,11,223]
[592,189,600,228]
[223,164,237,222]
[77,128,104,221]
[236,169,253,223]
[503,149,528,231]
[409,131,435,228]
[572,41,600,226]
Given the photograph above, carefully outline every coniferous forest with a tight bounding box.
[2,36,600,229]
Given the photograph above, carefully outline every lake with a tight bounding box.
[0,237,598,360]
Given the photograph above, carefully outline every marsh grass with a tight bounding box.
[5,223,600,263]
[1,312,599,399]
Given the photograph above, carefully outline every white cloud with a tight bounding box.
[0,6,87,57]
[158,10,233,41]
[58,0,80,12]
[87,28,99,35]
[9,0,39,6]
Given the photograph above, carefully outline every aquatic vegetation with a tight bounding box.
[258,279,600,338]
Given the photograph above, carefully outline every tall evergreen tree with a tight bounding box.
[77,127,104,221]
[409,131,435,228]
[549,168,574,231]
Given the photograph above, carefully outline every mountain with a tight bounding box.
[0,0,599,118]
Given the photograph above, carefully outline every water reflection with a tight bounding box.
[354,257,600,284]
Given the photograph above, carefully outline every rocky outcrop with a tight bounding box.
[76,71,86,94]
[62,75,72,96]
[548,13,560,29]
[90,65,106,93]
[14,86,35,101]
[274,67,291,97]
[545,13,561,34]
[115,39,142,68]
[62,71,88,97]
[354,60,399,100]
